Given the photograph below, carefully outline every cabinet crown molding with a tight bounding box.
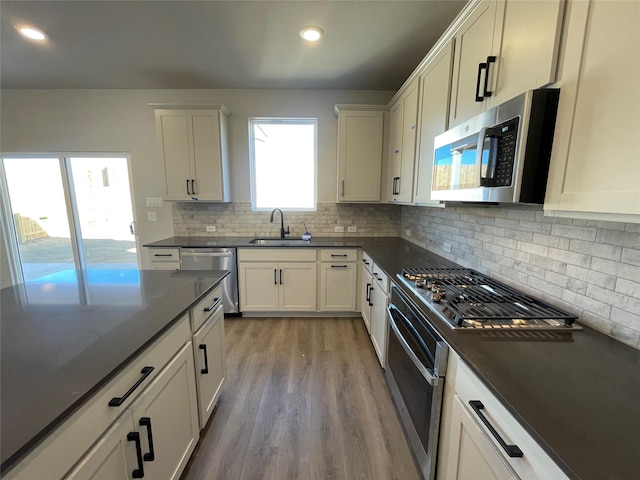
[333,104,388,118]
[148,103,231,116]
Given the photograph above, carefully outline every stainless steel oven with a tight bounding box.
[386,285,448,480]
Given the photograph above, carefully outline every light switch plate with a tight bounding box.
[147,211,158,222]
[146,197,164,207]
[206,225,216,232]
[443,241,452,253]
[347,226,357,233]
[335,226,345,233]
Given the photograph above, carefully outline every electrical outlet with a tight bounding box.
[347,226,357,233]
[335,226,345,233]
[146,197,163,207]
[206,225,216,232]
[443,241,452,253]
[147,211,158,222]
[405,228,411,237]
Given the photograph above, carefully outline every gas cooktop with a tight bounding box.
[398,267,581,331]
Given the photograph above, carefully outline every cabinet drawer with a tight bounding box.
[191,284,223,332]
[371,264,389,293]
[4,315,191,480]
[148,248,180,262]
[238,248,316,262]
[320,249,357,262]
[454,360,568,480]
[361,251,373,273]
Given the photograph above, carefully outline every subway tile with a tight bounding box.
[615,278,640,301]
[595,228,640,249]
[562,289,611,318]
[531,255,566,274]
[550,224,597,241]
[519,220,553,234]
[565,265,617,290]
[609,322,640,349]
[532,233,570,250]
[527,275,563,299]
[621,248,640,266]
[586,284,640,317]
[517,241,549,257]
[591,257,640,283]
[506,209,537,221]
[569,239,622,261]
[547,247,591,268]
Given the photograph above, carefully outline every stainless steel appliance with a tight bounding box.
[180,248,239,314]
[398,267,581,332]
[431,89,559,203]
[386,286,448,480]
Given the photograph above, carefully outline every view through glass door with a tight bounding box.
[2,155,138,283]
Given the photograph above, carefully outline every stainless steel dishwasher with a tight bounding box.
[180,248,240,314]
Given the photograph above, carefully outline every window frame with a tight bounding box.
[248,117,318,212]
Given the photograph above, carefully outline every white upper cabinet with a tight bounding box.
[544,0,640,221]
[153,105,231,202]
[335,105,386,202]
[412,41,454,206]
[387,79,419,204]
[449,0,564,128]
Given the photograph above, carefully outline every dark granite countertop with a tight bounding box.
[144,235,366,248]
[146,236,640,480]
[0,268,229,473]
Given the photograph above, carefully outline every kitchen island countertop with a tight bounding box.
[146,235,640,480]
[0,268,229,473]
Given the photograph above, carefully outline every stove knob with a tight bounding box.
[432,292,442,303]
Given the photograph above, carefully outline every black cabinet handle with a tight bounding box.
[138,417,155,462]
[199,344,209,374]
[203,297,221,312]
[279,269,283,285]
[369,286,374,306]
[186,179,191,195]
[483,56,496,98]
[475,62,487,101]
[469,400,523,458]
[274,269,277,285]
[191,179,196,195]
[153,253,173,257]
[362,259,369,265]
[127,432,145,478]
[366,283,371,303]
[341,180,345,197]
[331,254,348,257]
[109,367,154,407]
[331,265,348,268]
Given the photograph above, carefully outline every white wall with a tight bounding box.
[0,88,393,277]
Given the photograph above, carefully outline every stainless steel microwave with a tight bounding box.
[431,89,560,203]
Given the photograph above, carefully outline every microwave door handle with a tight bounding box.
[485,136,500,184]
[476,127,488,186]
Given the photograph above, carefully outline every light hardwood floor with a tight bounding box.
[181,317,420,480]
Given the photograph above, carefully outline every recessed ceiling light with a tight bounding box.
[300,26,323,42]
[17,26,47,41]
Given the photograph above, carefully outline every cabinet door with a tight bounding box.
[131,342,200,480]
[279,262,317,311]
[489,0,564,107]
[193,305,226,429]
[386,100,404,201]
[369,283,388,367]
[319,262,357,311]
[337,109,384,202]
[545,0,640,218]
[65,412,137,480]
[188,110,225,201]
[413,41,454,205]
[443,395,518,480]
[238,262,280,311]
[449,0,500,128]
[360,268,373,334]
[156,110,191,199]
[395,80,419,203]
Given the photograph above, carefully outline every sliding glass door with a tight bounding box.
[1,155,138,283]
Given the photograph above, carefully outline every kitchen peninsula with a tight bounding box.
[1,269,229,479]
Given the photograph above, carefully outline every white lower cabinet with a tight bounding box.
[369,271,390,367]
[318,249,358,312]
[360,260,373,334]
[192,303,226,429]
[438,352,568,480]
[64,412,137,480]
[130,342,200,480]
[147,248,180,270]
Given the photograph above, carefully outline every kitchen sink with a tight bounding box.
[249,238,311,246]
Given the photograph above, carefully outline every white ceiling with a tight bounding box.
[0,0,467,90]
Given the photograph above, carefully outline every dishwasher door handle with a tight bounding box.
[181,251,233,257]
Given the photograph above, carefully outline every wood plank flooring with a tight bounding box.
[181,317,420,480]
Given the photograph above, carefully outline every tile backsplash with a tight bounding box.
[173,202,400,238]
[401,205,640,349]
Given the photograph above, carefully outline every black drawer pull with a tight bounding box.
[127,432,145,478]
[139,417,155,461]
[484,56,496,98]
[108,367,154,407]
[186,179,191,195]
[366,283,371,303]
[362,259,369,265]
[153,254,173,257]
[203,297,221,312]
[330,254,348,257]
[199,344,209,374]
[191,179,196,195]
[331,265,348,268]
[469,400,523,458]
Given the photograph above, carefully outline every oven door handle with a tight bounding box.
[387,305,439,387]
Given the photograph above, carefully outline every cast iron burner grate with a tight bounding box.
[401,267,577,327]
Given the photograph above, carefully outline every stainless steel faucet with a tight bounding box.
[269,209,290,239]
